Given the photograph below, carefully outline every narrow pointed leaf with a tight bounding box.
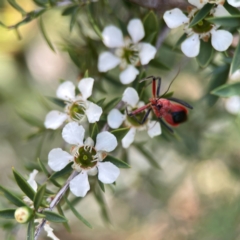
[230,34,240,75]
[27,219,35,240]
[46,97,65,108]
[42,210,67,223]
[87,6,102,39]
[206,16,240,28]
[35,212,46,218]
[8,0,26,15]
[70,6,80,32]
[104,97,122,111]
[104,155,131,168]
[111,128,130,141]
[65,198,92,228]
[98,180,105,192]
[89,122,99,142]
[197,40,214,68]
[57,205,71,232]
[143,11,158,44]
[224,1,240,15]
[211,82,240,97]
[17,112,43,128]
[39,17,55,52]
[173,33,187,49]
[96,98,106,106]
[12,168,35,201]
[62,5,78,15]
[189,3,213,28]
[134,145,161,169]
[0,209,16,219]
[33,184,46,210]
[49,163,72,180]
[0,185,27,207]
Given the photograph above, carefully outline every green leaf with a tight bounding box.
[43,210,67,223]
[104,155,131,168]
[174,33,187,49]
[134,145,161,169]
[84,70,89,78]
[46,96,65,108]
[149,58,170,70]
[8,0,26,15]
[96,98,106,106]
[17,112,43,128]
[196,40,214,68]
[143,11,158,44]
[33,0,48,7]
[62,5,78,15]
[206,16,240,28]
[111,128,129,141]
[224,1,240,15]
[98,180,105,192]
[211,82,240,97]
[39,17,55,52]
[65,198,92,228]
[90,123,99,141]
[0,209,16,219]
[33,184,46,210]
[104,97,121,112]
[87,6,102,39]
[27,219,35,240]
[57,205,71,232]
[35,212,46,218]
[189,3,213,28]
[0,185,27,207]
[70,6,80,32]
[49,163,72,180]
[12,168,35,201]
[230,34,240,75]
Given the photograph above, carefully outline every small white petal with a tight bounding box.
[227,0,240,7]
[138,43,157,65]
[122,87,139,107]
[87,166,98,176]
[120,65,139,84]
[181,34,200,58]
[27,170,38,192]
[44,110,68,130]
[78,78,94,100]
[163,8,189,29]
[121,127,136,148]
[147,121,162,138]
[69,171,90,197]
[98,162,120,184]
[188,0,205,9]
[95,132,118,152]
[214,5,230,17]
[44,223,60,240]
[48,148,73,172]
[85,101,103,123]
[56,81,75,101]
[211,29,233,51]
[98,52,121,72]
[225,96,240,115]
[62,122,85,145]
[127,19,145,43]
[102,26,124,48]
[107,109,125,129]
[84,137,94,147]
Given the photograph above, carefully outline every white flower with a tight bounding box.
[48,122,120,197]
[225,96,240,114]
[227,0,240,7]
[163,0,233,57]
[44,78,103,129]
[198,0,240,7]
[107,87,161,148]
[98,19,157,84]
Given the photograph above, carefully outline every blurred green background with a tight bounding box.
[1,0,240,239]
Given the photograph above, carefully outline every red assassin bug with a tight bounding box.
[127,76,193,133]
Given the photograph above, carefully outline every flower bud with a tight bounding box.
[14,206,33,223]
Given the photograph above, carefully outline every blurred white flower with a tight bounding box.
[225,96,240,114]
[48,122,120,197]
[107,87,161,148]
[163,0,233,57]
[44,78,102,129]
[98,19,157,84]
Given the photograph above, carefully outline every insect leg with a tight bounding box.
[152,76,156,98]
[167,97,193,109]
[156,77,162,97]
[126,107,152,125]
[159,118,174,133]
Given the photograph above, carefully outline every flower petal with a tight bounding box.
[188,0,205,9]
[181,34,200,58]
[56,81,75,101]
[214,5,230,17]
[227,0,240,7]
[44,222,60,240]
[48,148,73,172]
[138,43,157,65]
[85,101,103,123]
[98,52,121,72]
[163,8,189,29]
[62,122,85,145]
[27,170,38,192]
[95,131,118,152]
[78,78,94,100]
[84,137,94,147]
[225,96,240,115]
[69,171,90,197]
[211,29,233,51]
[122,87,139,107]
[44,110,68,130]
[121,127,136,148]
[102,26,124,48]
[98,162,120,184]
[147,121,162,138]
[127,19,145,43]
[107,109,125,129]
[119,65,139,84]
